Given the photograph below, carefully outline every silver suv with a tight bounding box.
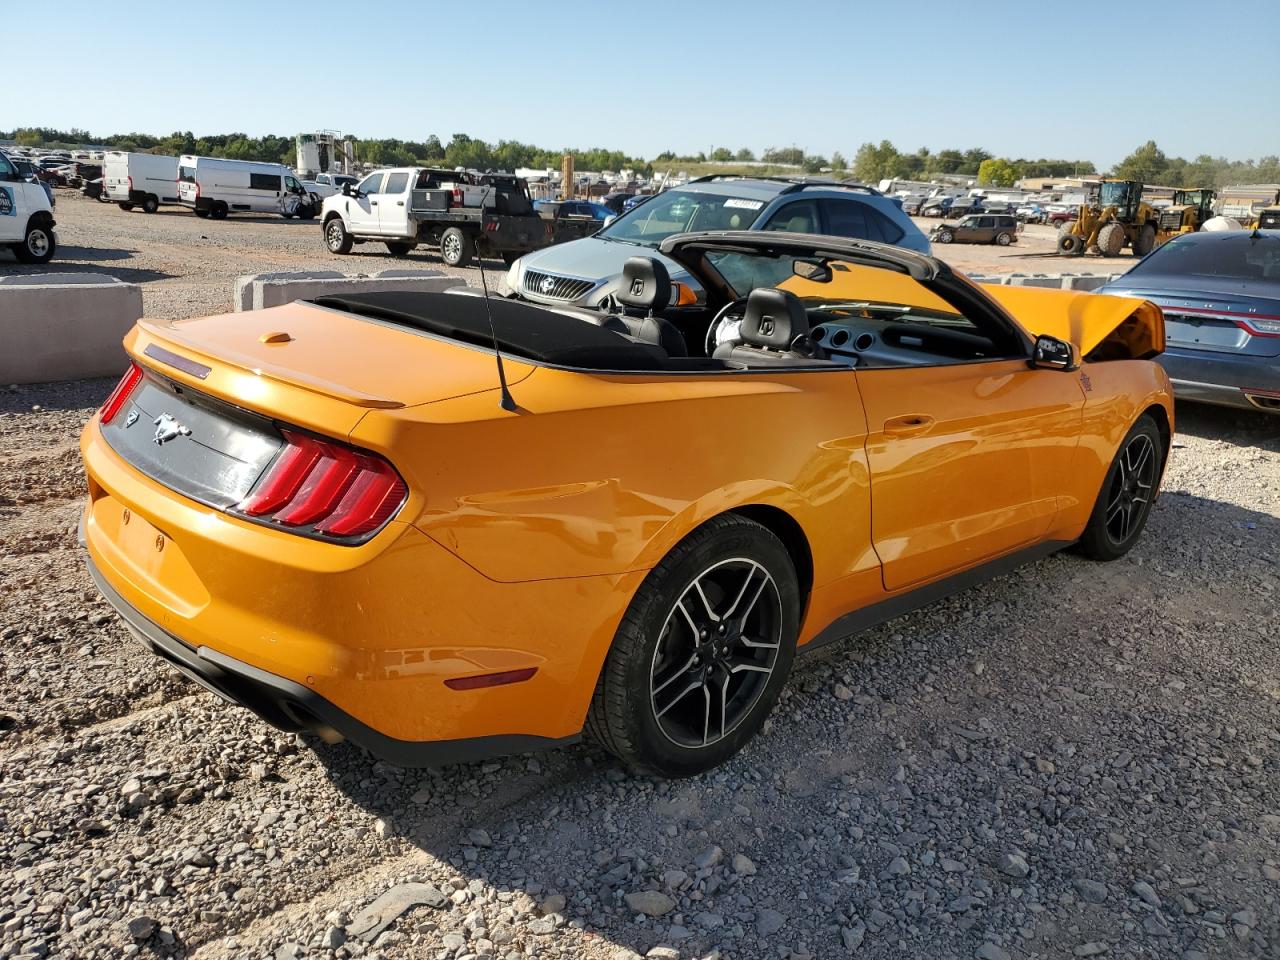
[507,176,931,310]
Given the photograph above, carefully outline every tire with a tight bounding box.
[1132,224,1156,257]
[141,195,160,214]
[1057,228,1085,255]
[298,205,317,221]
[440,226,473,267]
[995,232,1012,246]
[586,514,800,778]
[1076,415,1163,561]
[194,208,210,219]
[501,252,519,266]
[1096,222,1126,258]
[14,219,56,264]
[324,217,353,254]
[385,241,415,256]
[118,202,134,212]
[210,202,228,220]
[935,229,953,244]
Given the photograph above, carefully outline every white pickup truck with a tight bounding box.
[0,150,57,263]
[320,167,596,266]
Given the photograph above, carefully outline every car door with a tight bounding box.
[953,216,978,241]
[760,199,820,234]
[348,172,384,233]
[853,291,1086,591]
[377,171,411,235]
[0,154,25,241]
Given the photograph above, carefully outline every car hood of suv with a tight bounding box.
[518,237,698,295]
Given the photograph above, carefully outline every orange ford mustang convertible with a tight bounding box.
[80,232,1172,777]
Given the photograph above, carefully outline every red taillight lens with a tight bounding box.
[100,363,143,424]
[127,175,133,194]
[451,187,464,207]
[239,431,406,542]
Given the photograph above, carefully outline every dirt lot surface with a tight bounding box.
[1,190,1277,960]
[0,192,1129,323]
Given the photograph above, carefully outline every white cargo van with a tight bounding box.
[0,150,57,263]
[176,155,317,220]
[103,151,180,213]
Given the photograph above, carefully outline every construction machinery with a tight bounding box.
[1158,188,1215,236]
[1258,190,1280,230]
[1056,179,1161,257]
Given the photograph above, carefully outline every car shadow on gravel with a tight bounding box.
[1173,400,1280,448]
[291,487,1279,960]
[0,259,172,283]
[55,244,138,262]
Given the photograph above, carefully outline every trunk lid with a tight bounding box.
[136,300,534,411]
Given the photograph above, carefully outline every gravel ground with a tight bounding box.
[0,192,1124,323]
[1,377,1278,960]
[0,191,488,320]
[0,189,1275,960]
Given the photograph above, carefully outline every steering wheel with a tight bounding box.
[705,297,751,356]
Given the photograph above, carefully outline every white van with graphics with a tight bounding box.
[103,151,180,213]
[0,150,56,263]
[177,155,316,220]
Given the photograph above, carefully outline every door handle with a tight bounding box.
[883,414,935,436]
[371,200,378,205]
[396,200,404,206]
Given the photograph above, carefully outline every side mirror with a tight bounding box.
[341,182,355,197]
[1030,334,1079,371]
[602,214,617,228]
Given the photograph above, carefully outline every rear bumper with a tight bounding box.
[85,550,575,766]
[1158,347,1280,413]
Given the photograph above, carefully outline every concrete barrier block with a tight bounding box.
[0,274,143,384]
[1060,274,1115,291]
[234,269,465,311]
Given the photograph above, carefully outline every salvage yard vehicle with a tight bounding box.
[1099,229,1280,413]
[0,149,57,263]
[931,213,1019,246]
[104,151,180,213]
[509,175,929,311]
[177,155,317,220]
[1157,188,1215,236]
[1056,179,1162,257]
[80,231,1173,777]
[320,167,596,266]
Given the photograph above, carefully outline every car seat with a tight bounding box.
[608,257,688,357]
[713,288,817,366]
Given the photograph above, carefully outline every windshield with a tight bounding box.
[1099,181,1134,208]
[1128,235,1280,282]
[599,189,766,247]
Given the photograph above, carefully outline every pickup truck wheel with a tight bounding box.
[440,227,473,267]
[386,241,416,256]
[142,195,160,214]
[210,202,228,220]
[15,219,56,264]
[117,202,134,212]
[324,217,353,255]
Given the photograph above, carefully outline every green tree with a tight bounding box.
[802,154,828,173]
[710,147,733,162]
[830,150,847,172]
[977,157,1020,187]
[735,148,756,162]
[1113,140,1169,184]
[853,140,904,183]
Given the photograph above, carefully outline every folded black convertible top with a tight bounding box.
[311,291,670,372]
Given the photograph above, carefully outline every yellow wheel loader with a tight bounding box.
[1056,180,1161,258]
[1157,188,1215,237]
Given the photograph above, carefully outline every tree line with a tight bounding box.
[0,127,649,175]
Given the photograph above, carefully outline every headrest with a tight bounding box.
[617,257,671,314]
[740,288,809,350]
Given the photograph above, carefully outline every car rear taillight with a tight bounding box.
[100,363,143,424]
[451,187,464,207]
[1236,315,1280,338]
[237,430,406,542]
[127,175,133,194]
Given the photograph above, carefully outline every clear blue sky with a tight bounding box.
[11,0,1278,169]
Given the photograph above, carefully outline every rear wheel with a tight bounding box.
[1096,222,1126,257]
[995,231,1012,246]
[14,219,55,264]
[117,202,134,212]
[386,241,415,256]
[141,195,160,214]
[587,514,799,778]
[440,226,473,267]
[1132,224,1156,257]
[1077,415,1163,561]
[194,208,210,219]
[210,202,228,220]
[324,217,353,254]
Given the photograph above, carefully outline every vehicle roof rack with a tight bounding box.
[685,174,881,196]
